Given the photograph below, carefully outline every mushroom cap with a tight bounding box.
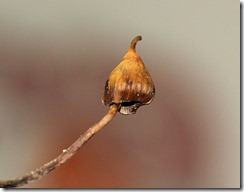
[102,43,155,115]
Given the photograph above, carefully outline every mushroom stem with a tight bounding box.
[130,35,142,51]
[0,104,120,188]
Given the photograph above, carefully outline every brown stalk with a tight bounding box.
[0,104,120,188]
[0,35,155,188]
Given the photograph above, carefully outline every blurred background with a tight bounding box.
[0,0,240,188]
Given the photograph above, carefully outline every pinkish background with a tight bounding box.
[0,0,240,188]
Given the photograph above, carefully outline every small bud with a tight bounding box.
[102,36,155,115]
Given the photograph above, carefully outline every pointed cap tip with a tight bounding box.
[130,36,142,50]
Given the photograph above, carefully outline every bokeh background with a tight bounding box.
[0,0,240,188]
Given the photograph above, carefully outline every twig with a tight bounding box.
[0,35,155,188]
[0,104,120,188]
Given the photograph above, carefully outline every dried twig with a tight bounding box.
[0,104,120,188]
[0,35,155,188]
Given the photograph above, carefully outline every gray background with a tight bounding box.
[0,0,240,188]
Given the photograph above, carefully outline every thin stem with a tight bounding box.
[130,35,142,51]
[0,104,120,188]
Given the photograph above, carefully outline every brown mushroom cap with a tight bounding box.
[102,36,155,115]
